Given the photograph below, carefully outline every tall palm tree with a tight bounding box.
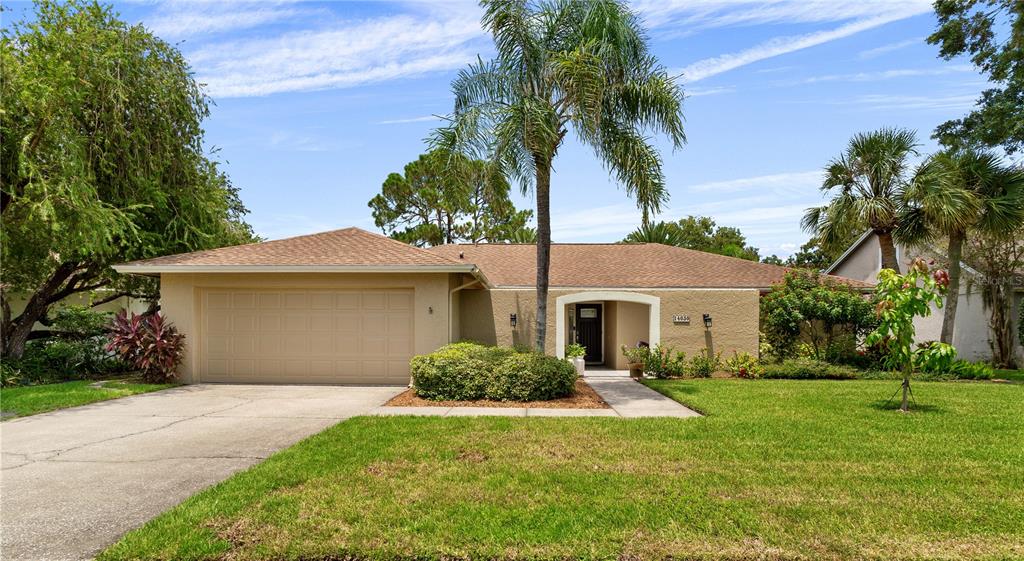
[802,128,919,273]
[431,0,685,351]
[897,149,1024,344]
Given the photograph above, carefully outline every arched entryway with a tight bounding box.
[554,291,660,365]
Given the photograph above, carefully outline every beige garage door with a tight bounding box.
[200,288,413,384]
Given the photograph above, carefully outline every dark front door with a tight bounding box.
[575,304,603,363]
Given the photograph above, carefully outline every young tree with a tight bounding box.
[802,128,919,273]
[624,216,759,261]
[368,150,532,247]
[929,0,1024,153]
[898,149,1024,345]
[866,258,948,412]
[0,1,254,359]
[432,0,686,351]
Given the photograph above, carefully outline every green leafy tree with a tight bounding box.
[866,258,947,412]
[624,216,759,261]
[760,269,877,362]
[803,128,919,273]
[368,150,532,247]
[761,255,785,266]
[0,1,254,359]
[929,1,1023,153]
[898,149,1024,345]
[431,0,686,350]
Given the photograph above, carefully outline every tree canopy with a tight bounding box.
[431,0,685,350]
[368,150,533,247]
[929,0,1023,153]
[0,0,254,358]
[624,216,759,261]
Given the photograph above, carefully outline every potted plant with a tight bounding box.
[621,345,648,380]
[565,343,586,376]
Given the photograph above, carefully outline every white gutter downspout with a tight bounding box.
[448,276,483,343]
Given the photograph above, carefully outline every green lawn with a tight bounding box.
[994,368,1024,382]
[0,379,175,419]
[100,380,1023,561]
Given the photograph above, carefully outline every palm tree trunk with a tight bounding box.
[877,230,901,273]
[534,157,552,353]
[940,231,964,345]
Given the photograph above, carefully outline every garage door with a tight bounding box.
[199,289,413,384]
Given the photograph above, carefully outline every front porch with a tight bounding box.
[556,291,660,369]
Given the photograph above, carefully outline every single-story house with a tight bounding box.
[115,227,869,385]
[826,230,1024,364]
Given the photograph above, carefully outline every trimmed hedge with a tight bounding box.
[760,358,861,380]
[410,342,576,402]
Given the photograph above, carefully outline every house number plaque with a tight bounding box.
[672,314,690,325]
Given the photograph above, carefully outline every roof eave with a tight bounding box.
[113,264,479,275]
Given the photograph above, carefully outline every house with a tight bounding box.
[826,230,1024,363]
[115,227,869,384]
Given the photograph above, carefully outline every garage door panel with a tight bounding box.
[201,288,414,384]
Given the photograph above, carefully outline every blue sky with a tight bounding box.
[5,0,986,258]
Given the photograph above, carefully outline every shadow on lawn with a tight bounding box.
[868,400,946,414]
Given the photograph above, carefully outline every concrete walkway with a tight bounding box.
[0,384,403,561]
[371,375,701,418]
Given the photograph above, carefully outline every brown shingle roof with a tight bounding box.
[428,243,873,289]
[116,228,469,270]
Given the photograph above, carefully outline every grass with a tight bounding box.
[0,379,175,419]
[99,379,1023,561]
[994,368,1024,382]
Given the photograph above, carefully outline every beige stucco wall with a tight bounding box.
[160,272,453,383]
[458,287,760,361]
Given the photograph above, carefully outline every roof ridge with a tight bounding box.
[354,228,467,265]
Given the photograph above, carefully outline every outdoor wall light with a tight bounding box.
[510,313,517,328]
[702,313,713,329]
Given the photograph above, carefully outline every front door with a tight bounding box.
[575,304,603,364]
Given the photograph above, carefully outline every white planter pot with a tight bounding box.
[571,357,586,376]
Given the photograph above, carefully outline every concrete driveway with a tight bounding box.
[0,384,403,561]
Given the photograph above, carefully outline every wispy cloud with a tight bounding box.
[634,1,930,30]
[376,115,442,125]
[793,64,974,85]
[185,10,485,98]
[686,85,736,97]
[849,93,979,111]
[858,37,924,59]
[678,8,929,83]
[142,1,309,39]
[686,171,822,193]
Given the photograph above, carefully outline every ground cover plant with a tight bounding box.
[0,379,174,419]
[100,379,1022,561]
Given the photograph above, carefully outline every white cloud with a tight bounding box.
[686,85,736,97]
[376,115,443,125]
[850,93,979,111]
[858,37,924,59]
[633,0,930,30]
[143,1,308,38]
[184,11,485,98]
[795,64,974,85]
[686,170,822,193]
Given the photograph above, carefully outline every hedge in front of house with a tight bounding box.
[760,358,861,380]
[410,342,576,402]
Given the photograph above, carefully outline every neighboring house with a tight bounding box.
[826,230,1024,363]
[5,290,149,332]
[115,227,870,385]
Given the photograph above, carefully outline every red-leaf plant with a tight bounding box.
[107,310,185,383]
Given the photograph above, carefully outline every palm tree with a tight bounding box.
[897,149,1024,344]
[623,221,684,246]
[802,128,919,273]
[431,0,685,351]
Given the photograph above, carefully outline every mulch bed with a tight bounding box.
[385,379,610,409]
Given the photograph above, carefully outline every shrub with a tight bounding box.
[725,351,762,379]
[411,343,576,402]
[642,344,686,379]
[488,352,576,401]
[409,344,489,400]
[107,311,185,383]
[947,360,994,380]
[52,305,110,337]
[760,358,861,380]
[687,349,721,378]
[913,341,958,373]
